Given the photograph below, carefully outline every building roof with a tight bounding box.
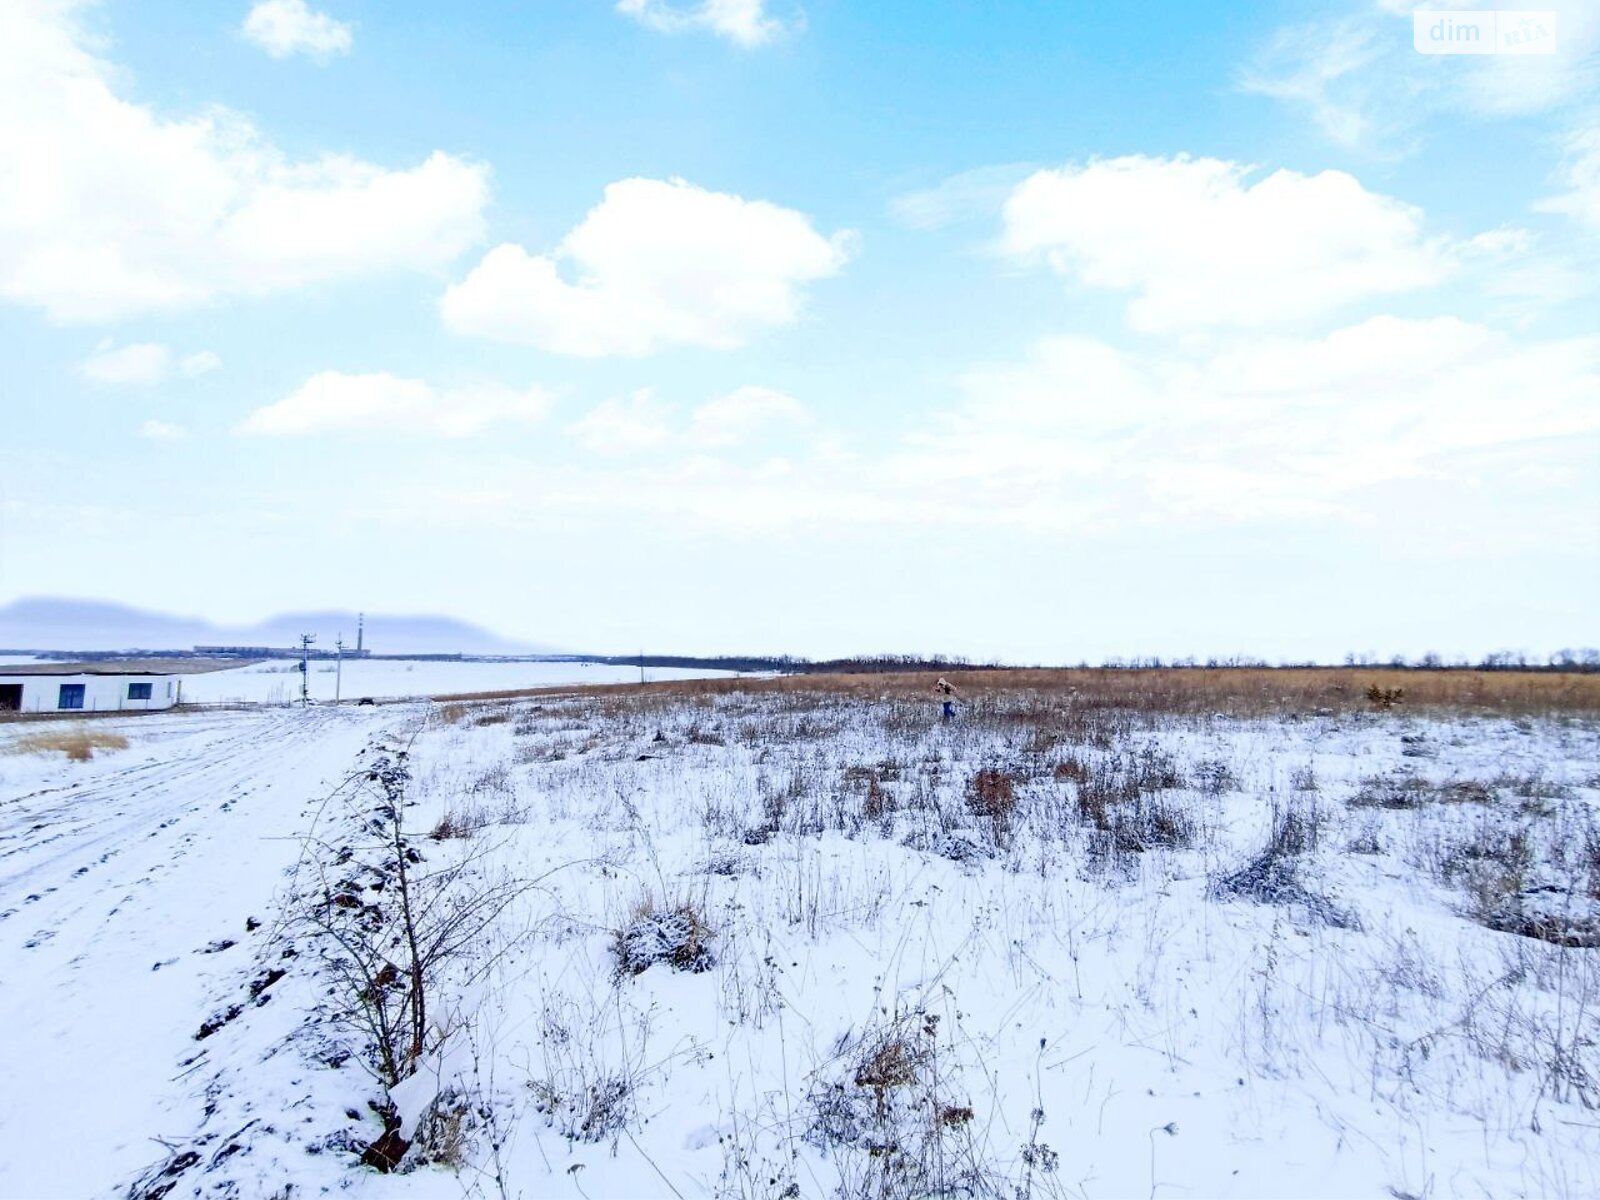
[0,658,229,677]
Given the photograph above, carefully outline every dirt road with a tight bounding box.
[0,704,413,1198]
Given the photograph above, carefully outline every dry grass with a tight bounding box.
[434,667,1600,716]
[611,899,716,977]
[6,729,131,761]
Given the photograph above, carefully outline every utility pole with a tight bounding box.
[298,633,316,706]
[334,634,345,703]
[639,649,645,685]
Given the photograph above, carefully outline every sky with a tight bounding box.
[0,0,1596,662]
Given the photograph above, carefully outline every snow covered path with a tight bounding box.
[0,705,410,1198]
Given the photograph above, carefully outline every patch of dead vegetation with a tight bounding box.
[6,728,130,761]
[433,666,1600,717]
[611,899,716,977]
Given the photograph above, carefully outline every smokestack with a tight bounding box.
[357,612,364,655]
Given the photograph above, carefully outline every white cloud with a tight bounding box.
[242,0,352,60]
[1241,1,1600,150]
[1000,155,1455,331]
[905,315,1600,522]
[1452,5,1600,117]
[82,341,172,384]
[139,420,189,441]
[1238,18,1396,148]
[441,178,849,355]
[80,341,221,384]
[688,386,807,446]
[569,385,808,455]
[888,164,1036,231]
[0,1,488,323]
[617,0,795,48]
[326,318,1598,564]
[1537,125,1600,230]
[180,350,223,378]
[239,371,552,438]
[569,389,677,455]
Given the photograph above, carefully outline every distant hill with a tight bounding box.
[0,597,555,656]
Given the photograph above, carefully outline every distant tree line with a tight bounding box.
[590,649,1600,675]
[586,653,997,675]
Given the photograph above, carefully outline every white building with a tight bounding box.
[0,663,186,713]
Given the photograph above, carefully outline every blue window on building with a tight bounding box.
[58,683,86,710]
[128,682,153,701]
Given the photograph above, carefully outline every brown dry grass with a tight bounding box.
[7,729,131,761]
[435,667,1600,715]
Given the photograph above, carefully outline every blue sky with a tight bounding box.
[1,0,1596,661]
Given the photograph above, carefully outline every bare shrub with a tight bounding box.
[1346,819,1384,855]
[966,767,1019,842]
[1492,770,1573,812]
[467,762,515,801]
[1587,826,1600,902]
[408,1089,476,1167]
[1051,753,1089,784]
[844,759,906,784]
[1213,799,1355,928]
[864,777,895,822]
[1441,823,1530,902]
[1440,824,1600,945]
[1479,892,1600,948]
[611,899,716,976]
[531,1074,632,1144]
[1192,757,1239,796]
[1438,779,1495,804]
[429,811,480,841]
[1073,749,1193,853]
[291,742,536,1094]
[1349,770,1432,810]
[1366,684,1404,710]
[434,702,470,727]
[804,1010,995,1199]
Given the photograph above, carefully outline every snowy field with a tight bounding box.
[2,675,1598,1199]
[179,658,740,705]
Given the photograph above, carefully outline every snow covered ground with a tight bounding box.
[178,659,739,706]
[2,683,1597,1198]
[0,704,409,1197]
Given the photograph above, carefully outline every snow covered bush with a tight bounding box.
[805,1009,1003,1200]
[611,899,716,976]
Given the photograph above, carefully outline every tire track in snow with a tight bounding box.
[0,709,327,902]
[0,703,420,1198]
